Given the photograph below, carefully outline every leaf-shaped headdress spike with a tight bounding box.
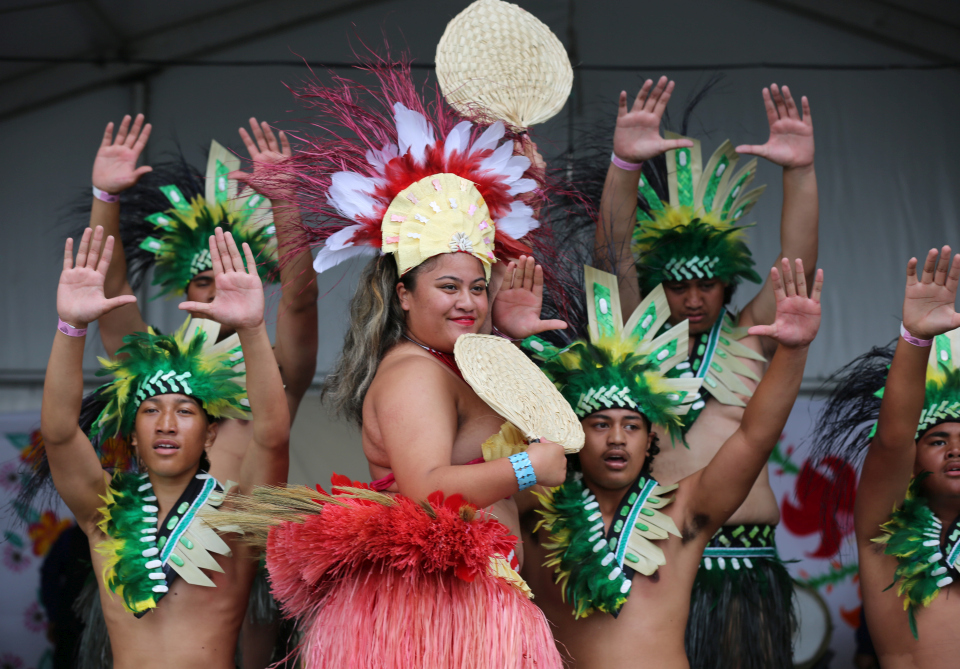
[135,140,277,297]
[93,317,249,439]
[524,266,702,442]
[633,134,767,295]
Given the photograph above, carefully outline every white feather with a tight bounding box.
[499,155,532,184]
[496,201,539,239]
[509,178,537,196]
[469,121,505,155]
[365,143,399,175]
[328,172,380,221]
[324,224,363,251]
[313,244,378,274]
[393,103,435,163]
[478,142,515,177]
[443,121,473,161]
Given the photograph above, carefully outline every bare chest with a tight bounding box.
[861,550,960,666]
[521,516,701,668]
[90,536,255,668]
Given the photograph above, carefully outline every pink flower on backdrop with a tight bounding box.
[0,460,19,492]
[23,601,46,633]
[2,544,30,572]
[0,653,24,669]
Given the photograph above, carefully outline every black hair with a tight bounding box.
[567,412,661,478]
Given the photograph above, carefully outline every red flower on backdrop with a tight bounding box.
[28,511,72,557]
[781,456,856,559]
[19,430,43,467]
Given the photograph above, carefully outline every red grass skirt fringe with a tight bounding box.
[265,479,562,668]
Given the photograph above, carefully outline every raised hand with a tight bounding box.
[58,227,137,327]
[901,246,960,340]
[748,258,822,347]
[736,84,814,169]
[492,256,567,339]
[612,76,694,164]
[179,228,265,331]
[91,114,153,194]
[232,117,294,200]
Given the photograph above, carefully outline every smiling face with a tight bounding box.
[396,253,488,353]
[578,409,654,491]
[129,394,218,479]
[915,422,960,501]
[663,278,728,335]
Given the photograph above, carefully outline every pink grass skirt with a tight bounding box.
[265,482,563,668]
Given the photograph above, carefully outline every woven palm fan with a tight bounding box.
[435,0,573,131]
[455,334,584,453]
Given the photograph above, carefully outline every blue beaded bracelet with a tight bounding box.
[509,452,538,491]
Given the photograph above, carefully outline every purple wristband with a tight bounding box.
[92,185,119,203]
[610,152,643,172]
[492,326,518,342]
[58,318,87,337]
[900,322,933,347]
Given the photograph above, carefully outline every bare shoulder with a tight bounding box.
[368,345,460,411]
[731,310,776,360]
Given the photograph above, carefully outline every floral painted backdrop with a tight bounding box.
[0,411,73,669]
[770,398,862,666]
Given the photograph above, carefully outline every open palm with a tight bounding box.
[231,117,295,200]
[612,76,693,164]
[492,256,566,339]
[902,247,960,340]
[58,227,137,326]
[736,84,813,169]
[91,114,152,193]
[180,228,264,331]
[748,258,822,348]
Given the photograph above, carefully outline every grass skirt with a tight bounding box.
[684,524,795,669]
[214,477,562,669]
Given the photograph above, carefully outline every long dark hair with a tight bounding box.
[321,255,439,425]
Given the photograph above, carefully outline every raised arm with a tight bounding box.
[595,77,693,316]
[855,247,960,541]
[180,229,290,493]
[42,227,138,531]
[692,258,822,532]
[89,114,153,356]
[737,85,818,339]
[234,118,318,419]
[373,360,568,507]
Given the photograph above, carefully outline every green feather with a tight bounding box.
[539,339,685,443]
[143,194,277,298]
[874,475,954,639]
[93,319,247,439]
[95,474,162,614]
[536,477,629,617]
[632,206,761,295]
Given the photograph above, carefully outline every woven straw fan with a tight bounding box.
[455,334,584,453]
[435,0,573,131]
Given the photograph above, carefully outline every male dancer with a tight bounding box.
[814,246,960,667]
[520,260,822,667]
[87,114,317,482]
[595,76,818,666]
[87,115,315,666]
[41,226,289,668]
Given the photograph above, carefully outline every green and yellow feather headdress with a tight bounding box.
[92,318,249,439]
[633,134,766,295]
[138,140,278,297]
[524,266,702,441]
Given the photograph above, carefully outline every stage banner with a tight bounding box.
[771,398,861,667]
[0,411,73,669]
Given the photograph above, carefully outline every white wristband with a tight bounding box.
[92,185,119,203]
[900,322,933,347]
